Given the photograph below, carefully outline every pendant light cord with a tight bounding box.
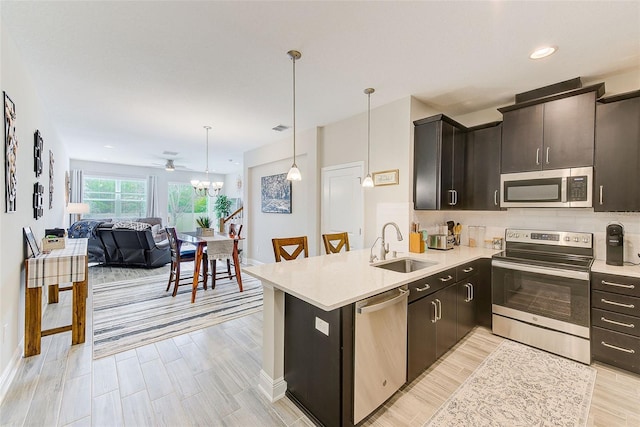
[292,54,296,164]
[367,91,371,174]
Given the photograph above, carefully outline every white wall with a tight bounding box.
[244,128,319,263]
[0,24,70,395]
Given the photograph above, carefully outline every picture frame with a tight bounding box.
[49,150,54,209]
[34,130,43,177]
[372,169,399,186]
[33,182,44,219]
[4,91,17,213]
[23,226,40,258]
[261,173,292,213]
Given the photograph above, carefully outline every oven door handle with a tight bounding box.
[492,259,590,281]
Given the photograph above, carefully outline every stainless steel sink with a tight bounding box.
[373,258,438,273]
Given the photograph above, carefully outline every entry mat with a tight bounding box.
[425,340,596,427]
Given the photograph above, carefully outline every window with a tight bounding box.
[83,176,147,219]
[167,183,209,231]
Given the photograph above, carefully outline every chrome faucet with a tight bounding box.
[379,222,403,261]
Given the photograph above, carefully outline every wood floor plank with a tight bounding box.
[121,390,156,427]
[58,373,92,426]
[163,357,202,399]
[154,339,182,364]
[92,356,119,397]
[135,343,160,364]
[92,389,124,427]
[23,358,66,427]
[140,358,174,401]
[116,356,146,398]
[150,393,189,427]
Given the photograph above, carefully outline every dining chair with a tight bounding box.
[322,232,350,254]
[165,227,208,297]
[272,236,309,262]
[208,236,243,292]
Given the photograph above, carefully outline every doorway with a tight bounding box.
[321,162,364,250]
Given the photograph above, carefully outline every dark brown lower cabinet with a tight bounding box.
[284,294,354,427]
[456,276,477,341]
[476,258,492,328]
[591,272,640,374]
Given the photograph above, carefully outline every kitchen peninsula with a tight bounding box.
[243,245,498,425]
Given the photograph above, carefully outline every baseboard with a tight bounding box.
[0,339,23,406]
[258,369,287,403]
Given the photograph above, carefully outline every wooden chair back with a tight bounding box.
[322,232,350,254]
[165,226,181,259]
[272,236,309,262]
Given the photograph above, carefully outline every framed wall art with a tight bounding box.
[4,91,17,213]
[261,173,292,213]
[23,226,41,257]
[33,182,44,219]
[65,170,70,206]
[34,130,43,177]
[372,169,399,186]
[49,150,54,209]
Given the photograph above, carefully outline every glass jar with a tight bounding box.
[468,226,478,247]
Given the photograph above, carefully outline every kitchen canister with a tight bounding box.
[468,226,478,247]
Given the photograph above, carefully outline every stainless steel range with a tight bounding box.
[492,228,594,364]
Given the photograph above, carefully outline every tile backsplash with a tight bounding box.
[413,209,640,263]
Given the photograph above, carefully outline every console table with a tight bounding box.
[24,238,89,357]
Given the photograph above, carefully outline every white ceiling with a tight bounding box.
[2,1,639,175]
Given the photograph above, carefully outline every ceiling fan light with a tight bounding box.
[362,174,374,188]
[529,46,557,59]
[286,163,302,181]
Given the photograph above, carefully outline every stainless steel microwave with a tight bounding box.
[500,167,593,208]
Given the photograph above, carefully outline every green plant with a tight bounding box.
[196,216,211,228]
[214,195,232,219]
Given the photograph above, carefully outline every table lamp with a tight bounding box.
[66,202,90,223]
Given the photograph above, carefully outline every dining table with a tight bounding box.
[177,232,243,303]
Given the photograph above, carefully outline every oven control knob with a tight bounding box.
[515,233,520,238]
[573,237,579,242]
[507,233,513,237]
[582,237,589,243]
[564,236,570,241]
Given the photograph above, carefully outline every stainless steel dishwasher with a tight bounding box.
[353,286,408,424]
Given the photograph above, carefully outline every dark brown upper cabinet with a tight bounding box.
[594,91,640,212]
[499,85,604,173]
[464,123,502,210]
[414,115,466,210]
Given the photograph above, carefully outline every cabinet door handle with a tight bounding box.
[494,190,498,206]
[602,280,635,290]
[463,267,474,273]
[546,147,550,164]
[448,189,455,205]
[464,284,472,302]
[416,284,430,292]
[601,341,635,354]
[599,185,604,205]
[436,299,442,320]
[431,301,438,323]
[469,283,474,301]
[601,298,635,309]
[536,148,540,165]
[600,316,635,329]
[439,275,453,282]
[453,190,458,206]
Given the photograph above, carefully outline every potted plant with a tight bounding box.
[196,216,214,236]
[214,195,233,232]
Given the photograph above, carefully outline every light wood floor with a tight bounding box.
[1,266,639,426]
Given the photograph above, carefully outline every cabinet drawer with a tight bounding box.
[592,291,640,317]
[592,273,640,298]
[592,308,640,338]
[408,267,456,303]
[456,260,479,282]
[592,327,640,374]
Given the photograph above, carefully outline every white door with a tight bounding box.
[321,163,364,250]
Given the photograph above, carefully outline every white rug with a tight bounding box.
[92,274,263,359]
[425,340,596,427]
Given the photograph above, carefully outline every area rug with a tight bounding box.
[425,340,596,427]
[92,274,263,359]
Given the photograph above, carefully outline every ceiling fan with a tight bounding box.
[150,158,190,171]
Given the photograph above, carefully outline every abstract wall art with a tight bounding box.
[4,91,17,213]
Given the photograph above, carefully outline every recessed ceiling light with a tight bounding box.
[104,145,114,149]
[529,46,557,59]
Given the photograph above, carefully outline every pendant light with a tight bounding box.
[362,88,375,188]
[286,50,302,181]
[190,126,224,197]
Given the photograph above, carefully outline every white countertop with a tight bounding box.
[243,246,499,311]
[591,260,640,279]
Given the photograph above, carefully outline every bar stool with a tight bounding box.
[272,236,309,262]
[322,232,350,254]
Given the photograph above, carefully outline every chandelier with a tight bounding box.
[190,125,224,197]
